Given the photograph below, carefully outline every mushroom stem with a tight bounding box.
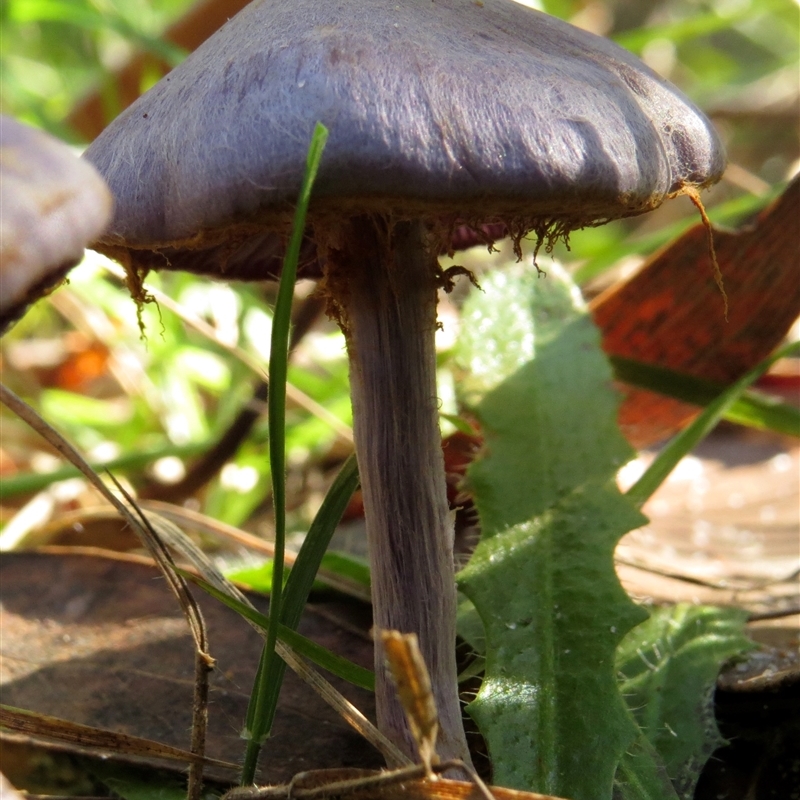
[327,216,470,766]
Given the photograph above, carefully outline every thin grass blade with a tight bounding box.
[610,356,800,438]
[626,341,800,508]
[236,455,361,760]
[241,123,328,784]
[189,575,374,691]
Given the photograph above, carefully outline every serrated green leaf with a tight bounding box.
[456,266,632,536]
[457,594,486,654]
[456,267,659,798]
[613,735,679,800]
[0,440,210,498]
[455,267,581,405]
[615,605,755,799]
[459,484,648,798]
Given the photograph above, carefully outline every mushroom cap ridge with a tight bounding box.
[85,0,724,275]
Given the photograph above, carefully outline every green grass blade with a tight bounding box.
[9,0,187,66]
[237,455,361,758]
[456,267,650,796]
[722,391,800,434]
[319,550,371,591]
[612,2,783,53]
[277,624,373,692]
[626,341,800,508]
[189,574,374,691]
[610,356,800,438]
[241,122,328,784]
[0,440,210,499]
[282,454,360,624]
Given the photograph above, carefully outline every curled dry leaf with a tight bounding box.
[592,176,800,448]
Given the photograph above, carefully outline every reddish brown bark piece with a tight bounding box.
[0,551,381,784]
[592,177,800,448]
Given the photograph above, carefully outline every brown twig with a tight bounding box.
[222,761,476,800]
[108,477,213,800]
[0,706,235,771]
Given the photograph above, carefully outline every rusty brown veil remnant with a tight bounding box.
[83,0,725,768]
[0,116,112,334]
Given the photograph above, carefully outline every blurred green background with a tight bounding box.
[4,0,797,172]
[1,0,798,538]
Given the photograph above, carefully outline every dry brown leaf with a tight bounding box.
[0,550,382,785]
[592,176,800,447]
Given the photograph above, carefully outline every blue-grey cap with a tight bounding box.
[84,0,725,278]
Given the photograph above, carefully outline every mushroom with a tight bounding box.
[0,116,112,334]
[83,0,724,769]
